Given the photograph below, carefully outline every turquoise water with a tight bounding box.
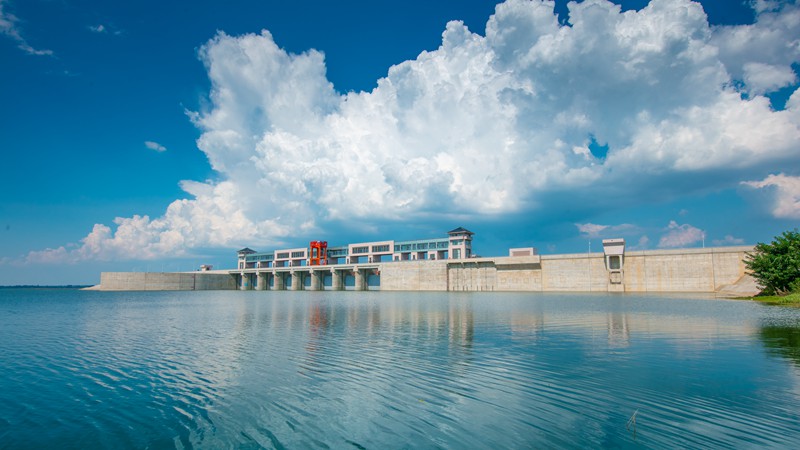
[2,289,800,448]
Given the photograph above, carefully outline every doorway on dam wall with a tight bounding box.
[323,274,333,289]
[304,275,311,289]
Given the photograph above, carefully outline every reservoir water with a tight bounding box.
[2,289,800,448]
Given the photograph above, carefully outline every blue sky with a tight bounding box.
[1,0,798,285]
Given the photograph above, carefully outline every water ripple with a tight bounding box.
[2,290,800,448]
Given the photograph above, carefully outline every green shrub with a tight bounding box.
[745,229,800,295]
[790,278,800,295]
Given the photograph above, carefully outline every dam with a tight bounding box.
[97,227,757,295]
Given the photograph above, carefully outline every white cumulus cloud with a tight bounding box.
[743,62,798,96]
[23,0,800,263]
[742,173,800,219]
[712,235,746,246]
[658,221,704,248]
[635,235,650,250]
[576,222,636,239]
[145,140,167,152]
[576,223,609,238]
[711,0,800,94]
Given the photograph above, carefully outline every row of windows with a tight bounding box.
[248,239,460,260]
[393,241,450,251]
[246,256,272,262]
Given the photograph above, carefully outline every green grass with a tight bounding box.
[746,292,800,306]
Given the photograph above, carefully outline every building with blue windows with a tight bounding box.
[237,227,475,269]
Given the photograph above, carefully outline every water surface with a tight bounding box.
[2,289,800,448]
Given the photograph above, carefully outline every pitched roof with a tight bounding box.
[237,247,257,254]
[448,227,474,235]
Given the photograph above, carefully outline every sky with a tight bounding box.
[1,0,798,285]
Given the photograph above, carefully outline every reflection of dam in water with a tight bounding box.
[507,298,759,348]
[300,296,477,345]
[9,290,799,448]
[227,292,758,366]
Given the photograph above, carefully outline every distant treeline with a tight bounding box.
[0,285,92,289]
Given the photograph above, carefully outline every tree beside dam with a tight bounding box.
[745,229,800,296]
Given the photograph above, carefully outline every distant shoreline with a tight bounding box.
[0,285,93,289]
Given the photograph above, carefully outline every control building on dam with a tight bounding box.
[97,226,757,294]
[233,227,477,291]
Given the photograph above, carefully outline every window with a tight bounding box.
[291,251,305,258]
[372,244,389,253]
[353,246,369,254]
[609,255,621,270]
[277,252,289,259]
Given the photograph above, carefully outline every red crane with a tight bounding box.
[309,241,328,266]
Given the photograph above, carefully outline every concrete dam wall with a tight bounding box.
[380,246,754,293]
[99,271,236,291]
[98,246,756,294]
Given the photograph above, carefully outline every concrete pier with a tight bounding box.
[353,269,363,291]
[274,272,286,290]
[309,270,321,291]
[290,271,302,291]
[331,268,343,290]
